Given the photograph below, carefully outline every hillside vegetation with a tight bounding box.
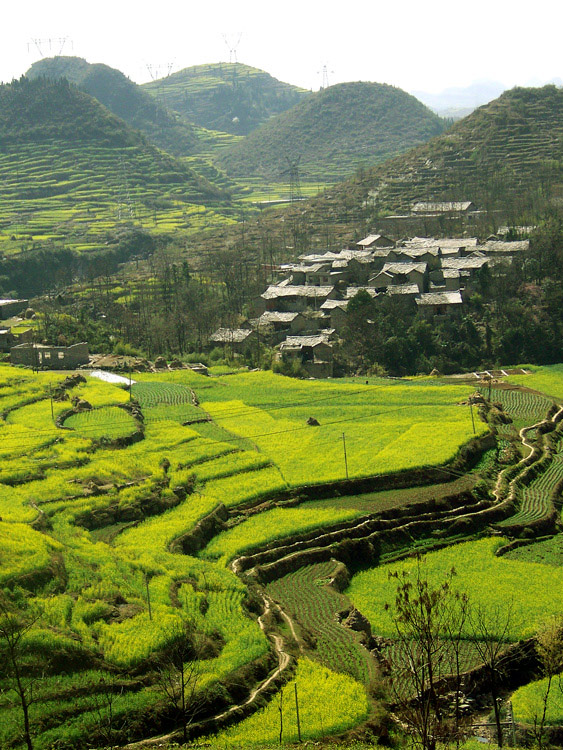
[335,84,563,217]
[217,81,447,182]
[0,77,235,259]
[143,62,309,135]
[26,56,201,157]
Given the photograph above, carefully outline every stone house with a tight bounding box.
[279,334,334,378]
[11,342,89,369]
[415,291,463,316]
[209,328,257,354]
[369,263,428,293]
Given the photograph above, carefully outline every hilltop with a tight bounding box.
[26,56,201,157]
[142,62,309,135]
[217,81,448,182]
[0,77,233,266]
[256,84,563,236]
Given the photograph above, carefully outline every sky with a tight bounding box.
[1,0,561,96]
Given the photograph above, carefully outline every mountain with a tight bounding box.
[0,76,232,261]
[194,85,563,257]
[216,81,448,182]
[26,56,201,157]
[142,62,310,135]
[286,85,563,225]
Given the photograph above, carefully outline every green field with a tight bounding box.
[3,363,562,749]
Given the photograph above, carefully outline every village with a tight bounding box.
[1,200,530,378]
[209,219,530,377]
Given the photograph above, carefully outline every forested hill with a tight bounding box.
[142,62,310,135]
[258,84,563,234]
[0,77,232,267]
[329,84,563,218]
[217,81,448,182]
[26,56,200,157]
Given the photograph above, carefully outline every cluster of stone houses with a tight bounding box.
[210,233,530,377]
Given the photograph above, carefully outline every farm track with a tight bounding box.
[123,594,296,749]
[219,388,563,697]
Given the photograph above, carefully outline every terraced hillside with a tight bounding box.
[0,77,234,259]
[0,365,491,749]
[217,82,447,183]
[26,56,201,157]
[5,363,563,749]
[349,84,563,214]
[143,62,309,135]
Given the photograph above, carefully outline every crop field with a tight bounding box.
[505,535,563,566]
[64,405,138,439]
[507,364,563,402]
[3,363,555,749]
[197,370,485,485]
[267,562,374,683]
[512,675,563,725]
[499,441,563,527]
[347,538,563,642]
[211,658,370,747]
[485,386,555,431]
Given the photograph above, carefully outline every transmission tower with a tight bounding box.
[285,157,302,203]
[317,63,334,90]
[27,37,73,57]
[222,33,242,63]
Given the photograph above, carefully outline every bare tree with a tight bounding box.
[154,620,204,744]
[90,675,126,750]
[470,603,513,749]
[533,616,563,750]
[385,559,469,750]
[0,592,44,750]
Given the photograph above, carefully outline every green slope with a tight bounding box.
[0,76,235,258]
[26,55,201,157]
[341,84,563,215]
[217,81,447,182]
[143,62,310,135]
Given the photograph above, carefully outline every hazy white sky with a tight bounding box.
[2,0,561,94]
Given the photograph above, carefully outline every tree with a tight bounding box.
[385,560,469,750]
[154,620,204,744]
[533,616,563,750]
[0,592,44,750]
[469,603,513,748]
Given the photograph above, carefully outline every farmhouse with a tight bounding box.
[11,342,89,369]
[356,233,394,249]
[415,290,463,316]
[258,285,338,313]
[411,201,477,215]
[209,328,257,354]
[369,262,428,293]
[279,334,334,378]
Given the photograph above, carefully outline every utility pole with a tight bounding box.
[470,402,476,434]
[294,683,302,742]
[49,383,55,423]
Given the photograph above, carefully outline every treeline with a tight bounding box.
[339,215,563,375]
[0,229,155,298]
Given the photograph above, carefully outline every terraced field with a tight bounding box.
[266,562,373,683]
[4,363,563,749]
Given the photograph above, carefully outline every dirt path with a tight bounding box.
[122,594,295,749]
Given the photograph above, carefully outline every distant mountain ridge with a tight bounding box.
[142,62,310,135]
[295,85,563,224]
[216,81,448,182]
[0,76,231,262]
[26,56,200,156]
